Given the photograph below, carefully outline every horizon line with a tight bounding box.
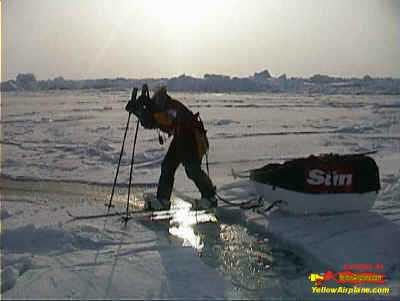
[3,71,400,82]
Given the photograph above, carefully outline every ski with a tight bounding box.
[66,209,148,221]
[66,207,217,222]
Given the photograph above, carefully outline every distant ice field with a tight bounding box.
[2,91,399,190]
[0,90,400,220]
[2,90,400,220]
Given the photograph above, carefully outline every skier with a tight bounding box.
[126,85,216,211]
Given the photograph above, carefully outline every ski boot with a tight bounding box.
[193,195,218,211]
[143,193,171,211]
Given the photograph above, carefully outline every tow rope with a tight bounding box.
[204,151,280,213]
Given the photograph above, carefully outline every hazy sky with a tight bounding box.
[3,0,400,80]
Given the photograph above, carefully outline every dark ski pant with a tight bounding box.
[157,137,215,203]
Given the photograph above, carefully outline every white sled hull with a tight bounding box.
[252,182,378,215]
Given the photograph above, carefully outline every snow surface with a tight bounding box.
[1,91,400,299]
[1,195,233,299]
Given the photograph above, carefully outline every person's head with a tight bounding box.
[151,86,169,111]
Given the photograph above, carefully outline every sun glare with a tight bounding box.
[144,0,225,29]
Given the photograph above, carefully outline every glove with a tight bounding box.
[125,100,137,113]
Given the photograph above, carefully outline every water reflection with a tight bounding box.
[200,223,306,296]
[120,191,305,298]
[154,196,217,252]
[158,195,306,296]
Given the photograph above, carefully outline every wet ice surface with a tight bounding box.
[0,188,309,299]
[0,196,230,299]
[2,90,400,299]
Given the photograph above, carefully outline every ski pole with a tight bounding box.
[123,118,140,225]
[106,113,131,211]
[106,88,138,211]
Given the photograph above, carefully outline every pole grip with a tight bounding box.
[131,87,138,102]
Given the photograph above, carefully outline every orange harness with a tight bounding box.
[152,111,176,134]
[152,110,209,159]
